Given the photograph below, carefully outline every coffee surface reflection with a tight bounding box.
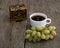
[31,15,45,21]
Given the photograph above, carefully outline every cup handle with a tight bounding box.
[46,18,51,24]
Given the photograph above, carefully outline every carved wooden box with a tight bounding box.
[9,4,27,21]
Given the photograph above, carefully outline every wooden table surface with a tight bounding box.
[0,0,60,48]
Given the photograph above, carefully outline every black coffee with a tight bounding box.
[31,15,45,21]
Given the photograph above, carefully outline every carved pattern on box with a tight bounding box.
[9,4,27,21]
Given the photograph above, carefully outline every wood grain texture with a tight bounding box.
[0,0,19,10]
[10,0,27,48]
[11,21,26,48]
[0,0,13,48]
[0,0,60,48]
[0,0,26,48]
[0,9,12,48]
[25,0,60,48]
[9,0,27,48]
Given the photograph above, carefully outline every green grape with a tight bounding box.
[36,26,44,31]
[34,34,41,42]
[31,27,36,31]
[41,34,46,39]
[51,31,57,36]
[26,29,32,34]
[34,35,37,39]
[48,26,56,31]
[49,34,54,39]
[32,31,37,37]
[33,35,38,42]
[43,30,50,35]
[32,38,37,43]
[25,34,30,39]
[37,38,41,41]
[52,26,56,30]
[43,27,48,30]
[45,35,50,40]
[48,26,53,31]
[36,32,41,38]
[29,37,32,41]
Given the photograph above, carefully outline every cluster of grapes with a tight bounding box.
[25,26,57,42]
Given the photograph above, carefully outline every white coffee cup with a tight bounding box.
[29,13,51,27]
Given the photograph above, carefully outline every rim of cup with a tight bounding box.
[29,13,47,22]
